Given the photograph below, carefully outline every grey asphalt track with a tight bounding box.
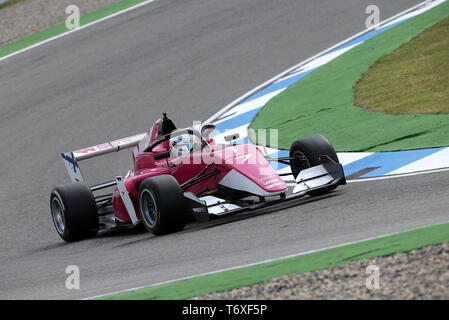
[1,0,445,299]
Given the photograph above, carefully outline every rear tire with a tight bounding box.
[50,182,99,242]
[289,134,339,195]
[138,175,186,235]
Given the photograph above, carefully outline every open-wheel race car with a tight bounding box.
[50,114,346,242]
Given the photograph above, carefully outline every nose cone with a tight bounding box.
[258,174,288,193]
[216,144,287,195]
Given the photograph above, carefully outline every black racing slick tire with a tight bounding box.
[138,175,186,235]
[50,182,99,242]
[289,134,339,178]
[289,134,340,196]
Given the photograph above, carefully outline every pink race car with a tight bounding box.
[50,114,345,242]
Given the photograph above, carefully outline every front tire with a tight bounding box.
[289,134,340,195]
[138,175,186,235]
[50,182,99,242]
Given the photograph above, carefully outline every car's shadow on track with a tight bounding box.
[27,224,152,254]
[28,241,71,253]
[182,190,343,234]
[96,223,150,239]
[90,190,344,249]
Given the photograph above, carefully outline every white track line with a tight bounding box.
[382,0,446,28]
[0,0,157,62]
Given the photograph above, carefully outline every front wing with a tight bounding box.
[184,155,346,221]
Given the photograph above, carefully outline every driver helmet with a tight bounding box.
[169,134,194,158]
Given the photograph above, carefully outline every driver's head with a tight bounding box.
[169,134,194,158]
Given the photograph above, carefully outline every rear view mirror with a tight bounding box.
[224,133,240,142]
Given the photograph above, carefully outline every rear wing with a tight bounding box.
[61,133,146,183]
[60,133,150,226]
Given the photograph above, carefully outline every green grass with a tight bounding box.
[355,15,449,115]
[250,1,449,152]
[97,221,449,300]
